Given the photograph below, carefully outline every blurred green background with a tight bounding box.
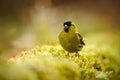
[0,0,120,55]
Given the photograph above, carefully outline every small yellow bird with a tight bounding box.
[58,21,85,53]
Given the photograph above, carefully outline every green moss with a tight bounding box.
[0,32,120,80]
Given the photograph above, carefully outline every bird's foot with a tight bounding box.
[65,52,70,56]
[75,52,80,57]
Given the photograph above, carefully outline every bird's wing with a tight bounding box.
[75,32,85,45]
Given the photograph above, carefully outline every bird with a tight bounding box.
[58,21,85,54]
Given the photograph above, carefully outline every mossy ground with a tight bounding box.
[0,32,120,80]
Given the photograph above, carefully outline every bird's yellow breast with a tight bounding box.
[58,30,80,52]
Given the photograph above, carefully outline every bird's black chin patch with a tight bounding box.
[64,28,69,32]
[64,26,69,32]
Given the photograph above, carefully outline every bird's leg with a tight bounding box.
[75,51,79,57]
[65,52,70,56]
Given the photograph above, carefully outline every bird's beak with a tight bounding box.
[64,25,69,32]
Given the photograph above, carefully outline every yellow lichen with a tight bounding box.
[0,32,120,80]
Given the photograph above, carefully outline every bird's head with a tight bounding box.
[63,21,77,33]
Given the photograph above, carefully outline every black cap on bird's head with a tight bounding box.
[63,21,72,32]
